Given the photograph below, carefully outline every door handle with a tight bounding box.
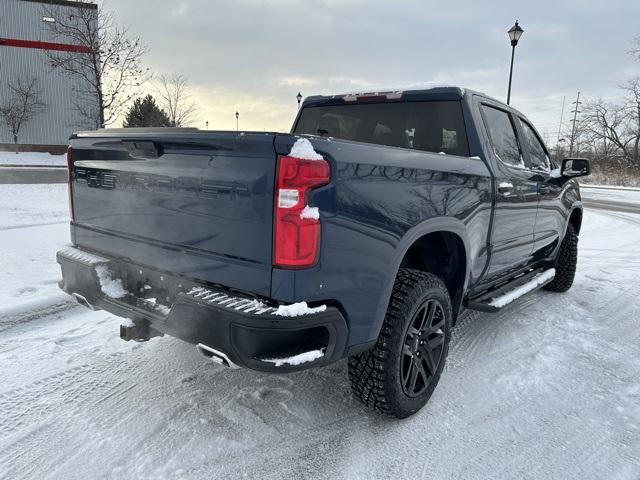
[538,184,549,195]
[498,182,514,195]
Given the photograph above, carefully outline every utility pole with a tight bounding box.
[569,91,581,157]
[555,96,566,162]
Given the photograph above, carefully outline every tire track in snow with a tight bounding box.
[0,297,77,333]
[0,220,68,231]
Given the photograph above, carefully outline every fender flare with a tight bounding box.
[369,217,472,341]
[566,202,584,237]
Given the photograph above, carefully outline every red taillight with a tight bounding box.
[67,146,75,221]
[274,154,330,268]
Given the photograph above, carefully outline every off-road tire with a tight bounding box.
[348,269,452,418]
[544,223,578,293]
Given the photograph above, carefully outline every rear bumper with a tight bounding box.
[56,245,348,372]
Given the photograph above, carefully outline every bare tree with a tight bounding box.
[582,78,640,165]
[156,73,198,127]
[0,77,46,151]
[630,34,640,62]
[42,1,149,128]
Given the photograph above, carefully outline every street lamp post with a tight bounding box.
[297,92,302,109]
[235,111,239,131]
[506,20,524,105]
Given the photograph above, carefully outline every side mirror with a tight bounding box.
[561,158,590,178]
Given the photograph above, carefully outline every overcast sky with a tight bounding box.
[107,0,640,141]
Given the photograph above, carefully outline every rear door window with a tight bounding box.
[294,101,470,157]
[481,105,524,168]
[520,119,551,172]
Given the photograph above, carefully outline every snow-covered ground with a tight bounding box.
[0,184,639,480]
[581,185,640,204]
[0,151,66,166]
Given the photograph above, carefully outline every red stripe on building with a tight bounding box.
[0,38,92,53]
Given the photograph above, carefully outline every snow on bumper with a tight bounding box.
[56,246,348,372]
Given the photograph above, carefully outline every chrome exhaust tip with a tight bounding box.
[196,343,240,369]
[72,293,94,310]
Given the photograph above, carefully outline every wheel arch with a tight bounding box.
[371,218,471,339]
[568,206,583,236]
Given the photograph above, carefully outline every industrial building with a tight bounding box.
[0,0,99,149]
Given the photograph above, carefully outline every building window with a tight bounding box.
[42,16,56,23]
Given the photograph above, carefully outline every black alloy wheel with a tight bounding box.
[400,299,446,397]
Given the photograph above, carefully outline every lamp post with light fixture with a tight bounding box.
[506,20,524,105]
[297,92,302,109]
[235,111,239,131]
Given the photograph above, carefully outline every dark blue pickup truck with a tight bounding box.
[57,86,589,417]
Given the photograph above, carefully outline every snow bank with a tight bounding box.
[262,348,325,367]
[289,138,323,161]
[95,266,127,299]
[489,269,555,308]
[300,205,319,220]
[274,301,327,317]
[0,151,66,166]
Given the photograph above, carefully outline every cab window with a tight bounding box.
[481,105,523,167]
[520,119,551,172]
[294,101,470,157]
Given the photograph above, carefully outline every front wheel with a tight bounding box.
[348,269,452,418]
[544,223,578,293]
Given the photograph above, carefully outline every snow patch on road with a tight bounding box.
[95,265,127,299]
[289,138,323,160]
[262,348,325,367]
[274,301,327,317]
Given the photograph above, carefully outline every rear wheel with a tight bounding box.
[544,223,578,293]
[348,269,452,418]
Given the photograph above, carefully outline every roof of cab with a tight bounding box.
[302,85,510,110]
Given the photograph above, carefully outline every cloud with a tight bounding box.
[107,0,640,134]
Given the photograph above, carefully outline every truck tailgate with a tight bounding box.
[69,131,277,296]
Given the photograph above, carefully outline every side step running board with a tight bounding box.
[466,268,556,313]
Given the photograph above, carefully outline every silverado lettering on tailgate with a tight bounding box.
[74,168,251,200]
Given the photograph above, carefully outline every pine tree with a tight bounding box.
[123,95,171,127]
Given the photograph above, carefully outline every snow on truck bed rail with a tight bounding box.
[289,138,323,160]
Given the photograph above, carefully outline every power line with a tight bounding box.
[569,91,581,157]
[555,95,566,162]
